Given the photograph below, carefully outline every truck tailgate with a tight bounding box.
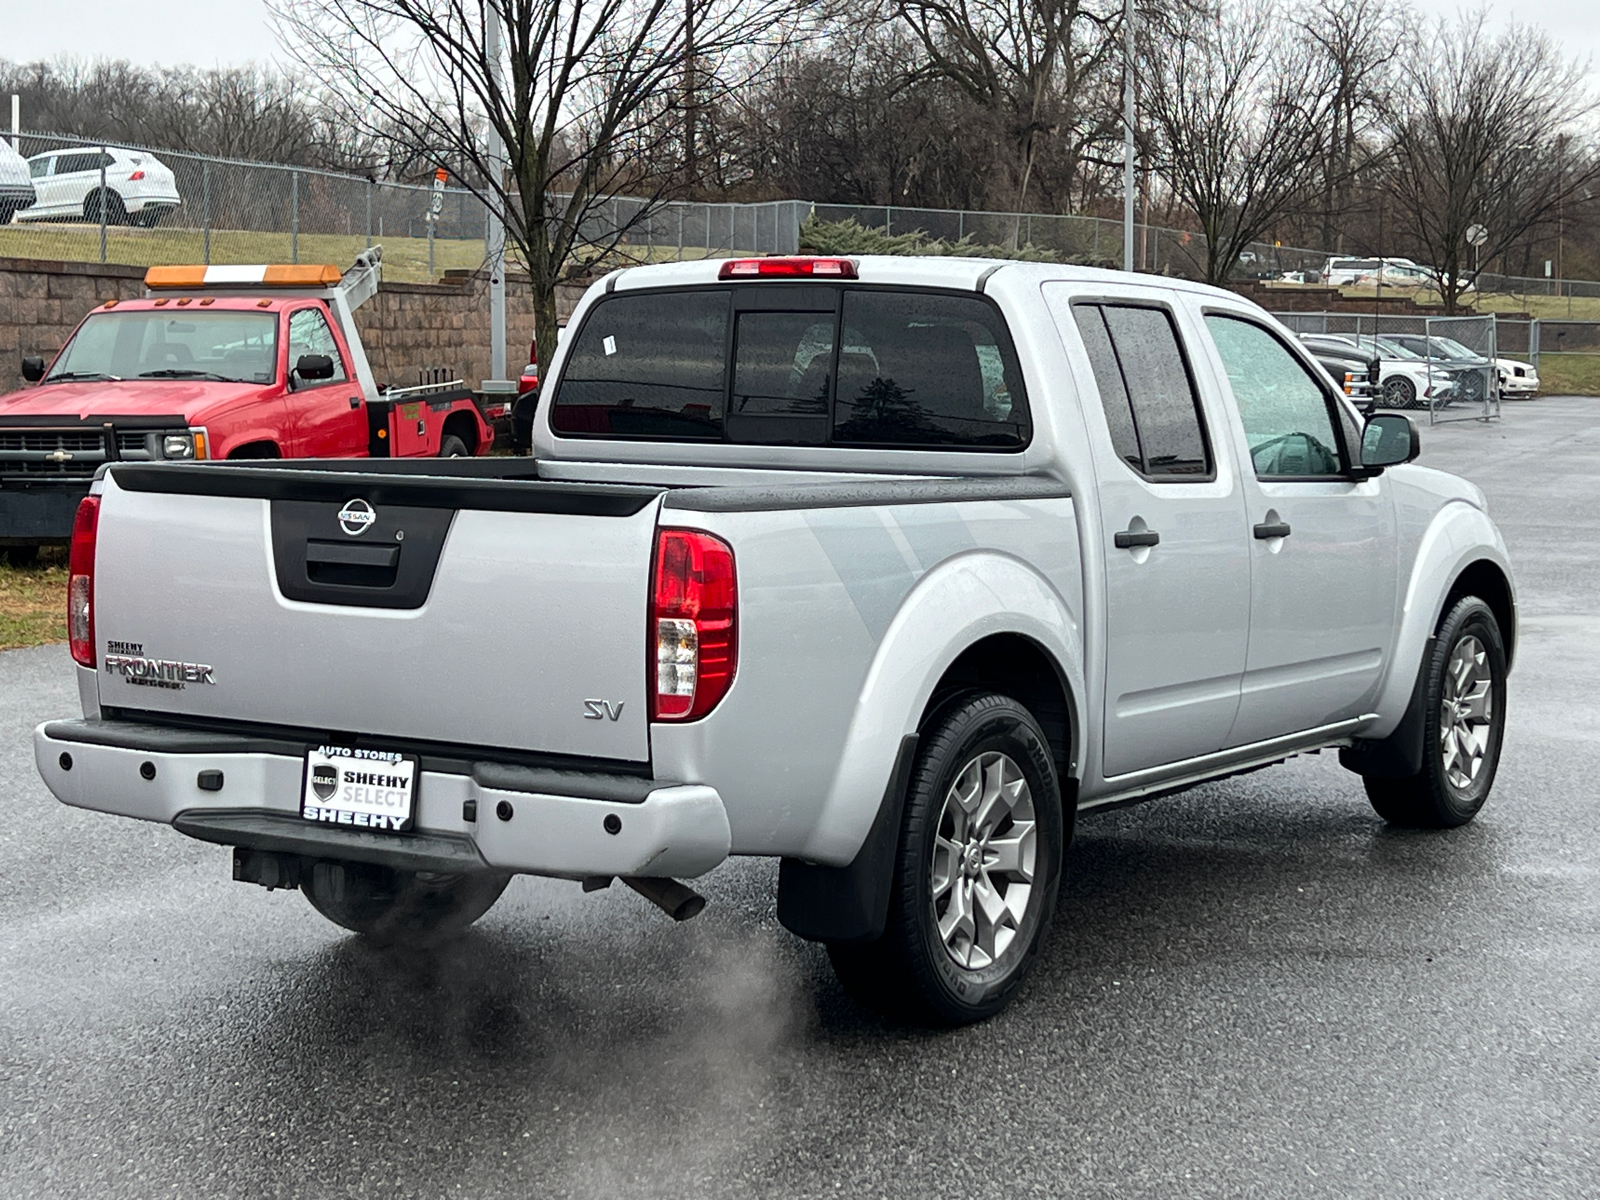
[91,467,663,763]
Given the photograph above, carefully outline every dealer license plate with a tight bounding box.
[301,744,417,833]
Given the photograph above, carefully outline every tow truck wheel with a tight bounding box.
[4,544,40,567]
[302,861,511,947]
[1364,596,1507,828]
[437,434,469,458]
[827,692,1064,1025]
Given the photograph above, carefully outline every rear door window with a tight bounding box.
[1071,302,1212,478]
[551,290,729,439]
[832,291,1028,448]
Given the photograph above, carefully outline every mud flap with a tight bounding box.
[777,734,919,944]
[1340,636,1435,779]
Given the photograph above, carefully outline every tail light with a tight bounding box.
[128,169,145,181]
[651,529,736,720]
[68,496,100,667]
[718,257,857,280]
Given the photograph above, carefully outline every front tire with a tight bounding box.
[1365,596,1508,828]
[302,861,511,947]
[827,693,1065,1025]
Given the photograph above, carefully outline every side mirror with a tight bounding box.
[294,353,335,382]
[21,356,45,382]
[1360,413,1420,471]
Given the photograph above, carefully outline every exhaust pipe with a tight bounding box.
[622,876,707,922]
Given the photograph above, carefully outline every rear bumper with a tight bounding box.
[0,483,89,543]
[35,719,731,879]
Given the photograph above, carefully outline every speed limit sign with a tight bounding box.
[430,168,447,218]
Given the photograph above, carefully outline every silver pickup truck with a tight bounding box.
[34,255,1516,1025]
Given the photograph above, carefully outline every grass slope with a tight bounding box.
[0,547,66,651]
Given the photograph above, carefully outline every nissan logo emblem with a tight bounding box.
[338,498,376,536]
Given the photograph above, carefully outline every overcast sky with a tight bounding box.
[4,0,1596,77]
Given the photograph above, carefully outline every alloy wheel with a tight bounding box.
[930,751,1037,970]
[1440,634,1495,791]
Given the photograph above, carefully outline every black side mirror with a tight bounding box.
[1360,413,1420,471]
[21,356,45,382]
[294,353,335,382]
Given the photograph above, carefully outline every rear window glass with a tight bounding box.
[551,290,729,439]
[832,291,1028,448]
[551,285,1028,450]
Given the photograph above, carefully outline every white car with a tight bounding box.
[1382,333,1539,400]
[0,139,36,224]
[18,146,179,226]
[1301,334,1457,410]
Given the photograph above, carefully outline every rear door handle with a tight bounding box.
[1114,529,1160,549]
[1253,521,1292,540]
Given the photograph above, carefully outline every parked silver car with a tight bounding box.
[36,256,1517,1025]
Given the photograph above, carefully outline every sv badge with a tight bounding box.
[583,699,625,722]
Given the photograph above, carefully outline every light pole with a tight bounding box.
[1122,0,1135,273]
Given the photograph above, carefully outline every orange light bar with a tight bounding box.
[144,263,342,289]
[145,266,207,288]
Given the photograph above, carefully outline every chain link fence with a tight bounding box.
[0,132,805,282]
[1529,319,1600,396]
[1270,311,1504,423]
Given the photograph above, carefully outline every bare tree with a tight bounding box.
[1140,0,1337,286]
[1297,0,1403,253]
[274,0,805,363]
[889,0,1123,216]
[1381,14,1599,313]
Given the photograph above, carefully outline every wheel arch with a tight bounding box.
[225,439,282,460]
[777,551,1084,945]
[1445,558,1516,669]
[1364,499,1516,742]
[440,409,480,454]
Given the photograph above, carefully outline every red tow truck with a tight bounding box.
[0,247,493,559]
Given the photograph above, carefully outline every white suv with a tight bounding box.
[18,146,180,226]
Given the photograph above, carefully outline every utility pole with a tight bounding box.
[485,3,508,385]
[1122,0,1135,273]
[9,95,18,152]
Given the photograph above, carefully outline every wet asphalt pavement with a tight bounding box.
[2,400,1598,1198]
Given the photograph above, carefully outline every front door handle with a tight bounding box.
[1114,529,1161,549]
[1253,520,1292,540]
[349,395,362,409]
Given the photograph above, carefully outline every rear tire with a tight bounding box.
[83,190,126,225]
[302,861,511,947]
[1365,596,1507,828]
[437,434,469,458]
[827,693,1064,1026]
[1383,376,1418,409]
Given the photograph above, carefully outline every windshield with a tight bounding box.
[1429,337,1481,360]
[1349,336,1423,361]
[45,310,278,384]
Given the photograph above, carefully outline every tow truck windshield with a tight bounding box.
[45,310,279,386]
